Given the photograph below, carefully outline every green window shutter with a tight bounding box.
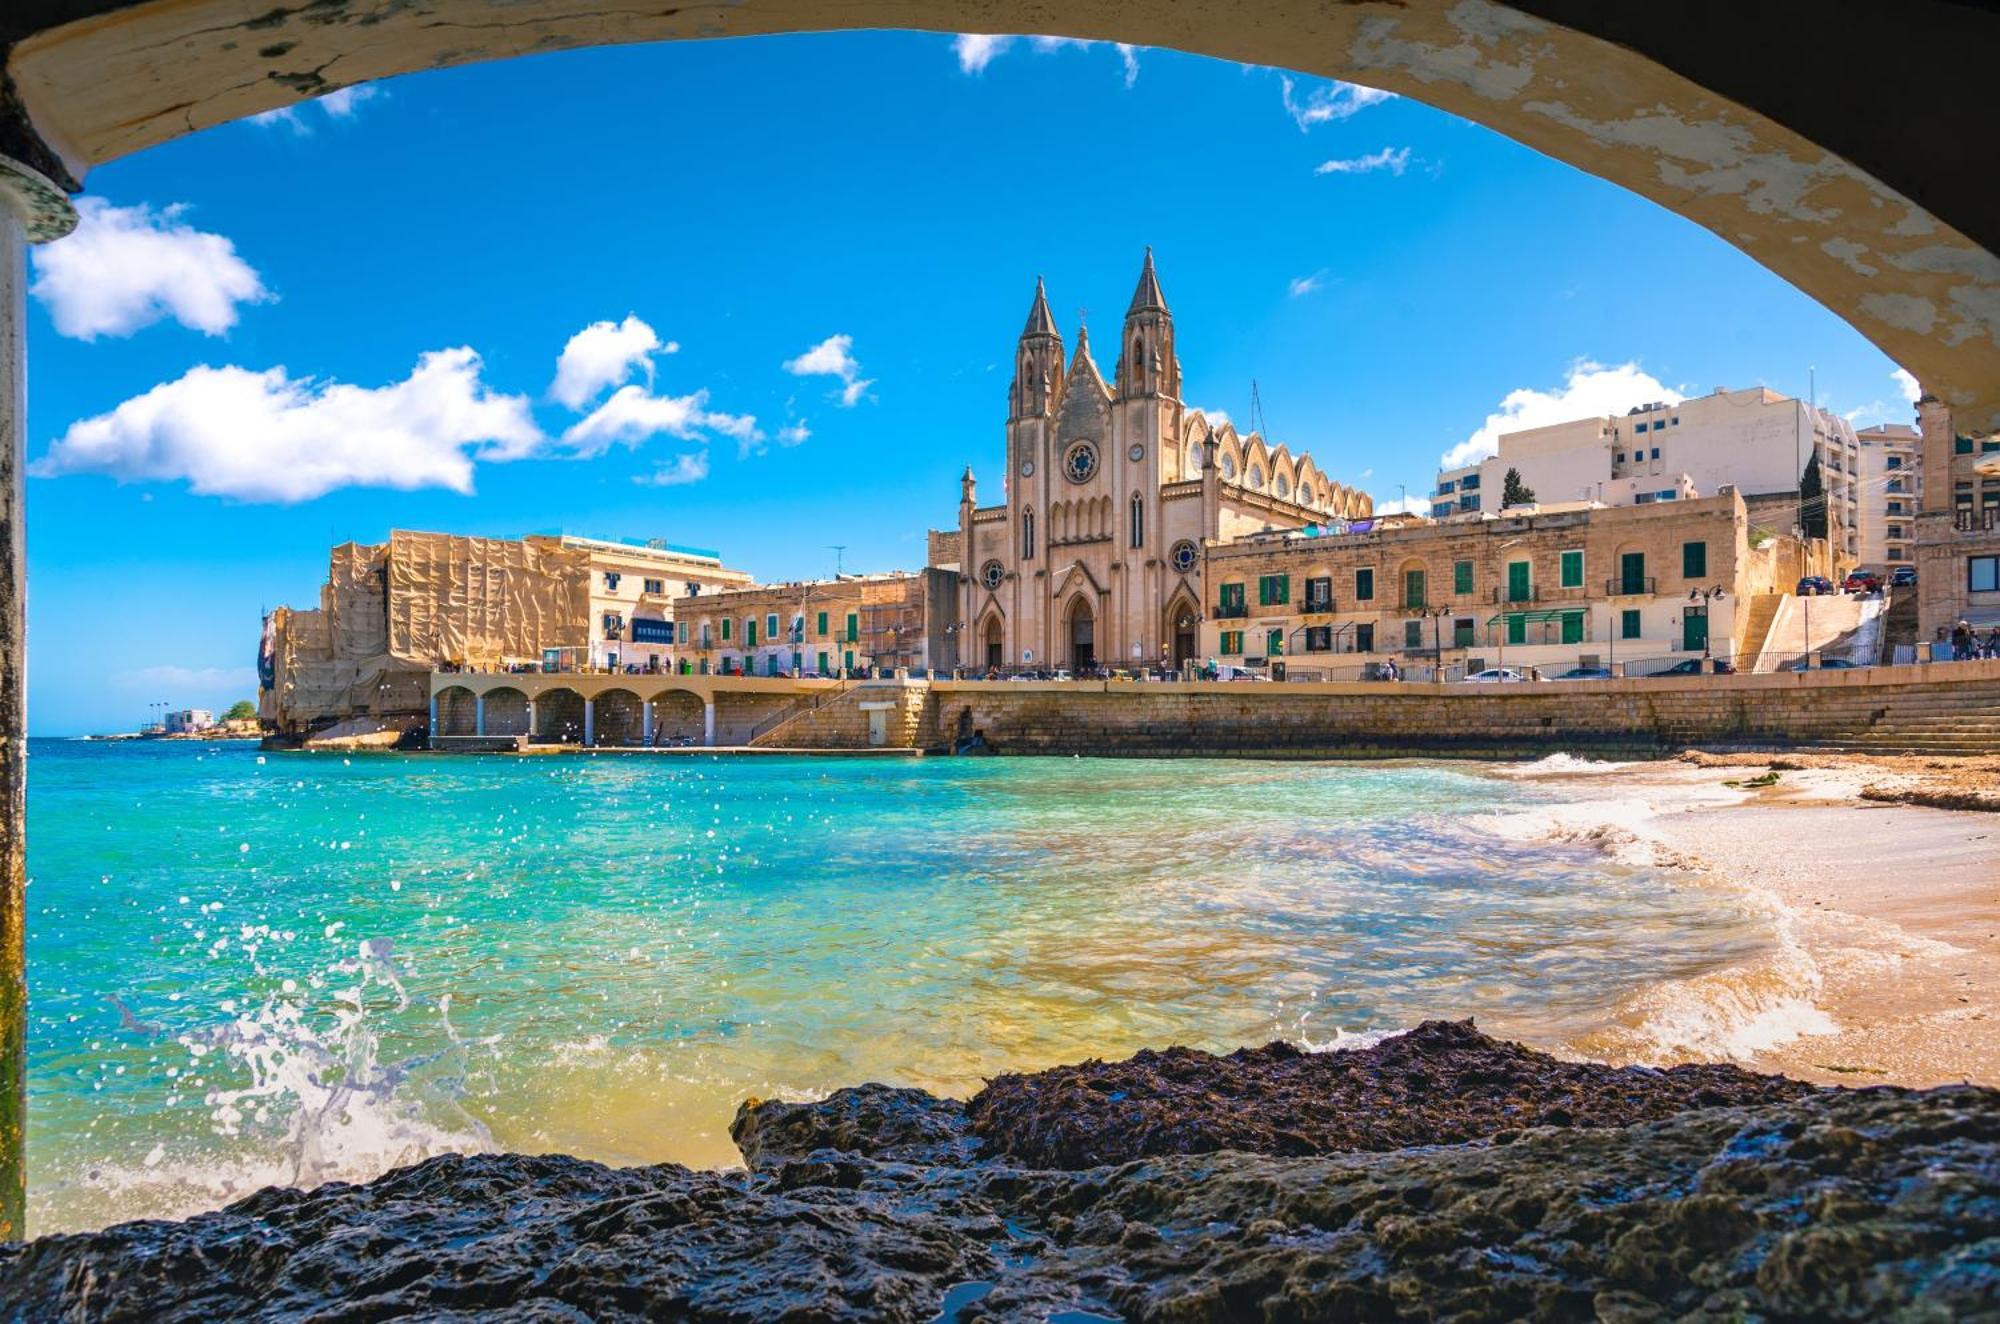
[1507,561,1531,602]
[1453,619,1475,649]
[1404,569,1425,608]
[1560,550,1583,589]
[1356,568,1374,601]
[1256,577,1268,606]
[1453,560,1473,595]
[1506,615,1527,645]
[1221,631,1242,655]
[1621,609,1641,639]
[721,618,732,641]
[747,619,758,646]
[846,613,859,642]
[844,649,855,670]
[1267,628,1284,655]
[817,611,828,636]
[1404,620,1422,649]
[817,651,829,673]
[1276,575,1289,605]
[1682,541,1707,578]
[1560,612,1583,644]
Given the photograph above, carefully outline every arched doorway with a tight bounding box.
[1066,596,1096,671]
[1163,594,1201,672]
[482,687,530,737]
[533,687,585,744]
[980,613,1004,672]
[433,685,477,736]
[650,690,706,746]
[592,689,643,747]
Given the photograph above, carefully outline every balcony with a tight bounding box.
[1491,587,1540,605]
[1303,594,1336,615]
[1214,602,1249,619]
[1606,576,1656,597]
[1955,510,1999,533]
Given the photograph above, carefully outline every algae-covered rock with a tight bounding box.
[1,1024,1992,1322]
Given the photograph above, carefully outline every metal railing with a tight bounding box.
[746,675,864,742]
[1954,510,1998,532]
[1213,602,1249,618]
[1491,587,1541,604]
[1605,577,1657,596]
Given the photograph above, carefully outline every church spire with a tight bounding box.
[1126,246,1167,315]
[1021,275,1058,339]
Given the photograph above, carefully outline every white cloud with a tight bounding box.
[558,384,760,460]
[550,314,673,408]
[777,420,811,446]
[951,32,1139,84]
[784,333,874,407]
[1281,76,1395,130]
[113,664,258,694]
[634,452,710,487]
[34,348,540,502]
[1287,269,1328,298]
[1892,367,1921,404]
[1439,359,1683,471]
[1315,147,1412,177]
[250,84,381,133]
[29,197,270,341]
[1371,493,1430,516]
[953,34,1014,73]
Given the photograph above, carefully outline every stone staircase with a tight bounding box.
[747,680,926,749]
[1733,593,1784,672]
[1780,683,2000,754]
[1753,592,1884,673]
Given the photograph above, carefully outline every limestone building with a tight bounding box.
[952,253,1372,673]
[1854,422,1920,571]
[666,570,953,677]
[1914,393,2000,638]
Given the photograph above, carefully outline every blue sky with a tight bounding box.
[24,31,1916,734]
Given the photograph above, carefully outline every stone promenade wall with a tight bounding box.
[921,661,2000,758]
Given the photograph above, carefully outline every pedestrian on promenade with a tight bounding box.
[1984,625,2000,659]
[1953,620,1975,660]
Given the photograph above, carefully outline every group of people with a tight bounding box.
[1941,621,2000,660]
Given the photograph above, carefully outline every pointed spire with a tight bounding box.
[1021,276,1058,339]
[1072,321,1093,368]
[1126,246,1167,316]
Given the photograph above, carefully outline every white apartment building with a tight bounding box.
[532,534,756,672]
[1433,386,1862,562]
[1855,422,1920,571]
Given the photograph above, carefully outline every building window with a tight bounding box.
[1304,626,1332,652]
[1305,576,1333,611]
[1559,550,1583,589]
[817,611,829,636]
[721,618,732,641]
[747,618,758,646]
[845,613,859,642]
[1022,507,1036,559]
[1453,617,1475,649]
[1355,623,1374,653]
[1355,568,1375,602]
[1971,556,1999,594]
[790,615,805,644]
[602,612,624,639]
[603,572,621,591]
[1507,560,1533,603]
[1218,582,1246,616]
[1957,437,1975,454]
[1682,541,1708,579]
[1453,560,1473,595]
[1130,494,1144,548]
[1402,568,1426,609]
[1614,452,1625,464]
[1887,456,1903,470]
[1266,628,1285,656]
[1171,540,1199,573]
[766,613,779,639]
[632,618,673,644]
[1258,574,1290,606]
[1506,615,1526,645]
[1220,630,1244,655]
[817,651,830,674]
[1403,620,1423,650]
[1621,608,1641,639]
[643,578,665,595]
[1635,422,1648,434]
[1461,474,1480,490]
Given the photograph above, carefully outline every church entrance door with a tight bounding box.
[1068,598,1096,671]
[983,616,1003,671]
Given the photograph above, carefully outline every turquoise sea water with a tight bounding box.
[23,739,1782,1234]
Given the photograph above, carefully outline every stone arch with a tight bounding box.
[434,685,478,736]
[649,688,705,745]
[978,607,1005,671]
[1064,593,1097,671]
[482,686,530,737]
[1395,556,1432,609]
[593,687,643,746]
[533,686,585,743]
[1162,588,1201,670]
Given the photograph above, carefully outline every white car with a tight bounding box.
[1460,667,1533,683]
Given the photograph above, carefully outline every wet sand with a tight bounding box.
[1530,756,2000,1088]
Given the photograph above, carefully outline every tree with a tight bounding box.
[222,699,257,723]
[1798,453,1828,540]
[1501,467,1536,507]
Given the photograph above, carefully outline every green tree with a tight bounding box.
[1798,453,1827,540]
[1501,467,1536,506]
[222,699,257,723]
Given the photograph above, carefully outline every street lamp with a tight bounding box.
[1688,584,1726,667]
[1426,604,1452,681]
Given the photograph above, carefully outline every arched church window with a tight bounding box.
[1220,453,1237,480]
[1022,508,1036,560]
[1187,442,1202,474]
[981,560,1005,590]
[1248,464,1265,490]
[1130,493,1144,549]
[1171,540,1199,574]
[1275,473,1291,499]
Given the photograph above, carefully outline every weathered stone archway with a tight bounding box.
[591,688,643,747]
[532,687,585,744]
[434,685,478,737]
[482,686,530,737]
[649,689,706,746]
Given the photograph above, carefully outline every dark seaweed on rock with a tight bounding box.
[965,1019,1819,1168]
[2,1024,1992,1323]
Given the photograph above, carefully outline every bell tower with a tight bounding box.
[1011,276,1065,423]
[1117,248,1179,401]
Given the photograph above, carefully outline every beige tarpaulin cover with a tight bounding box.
[262,531,591,733]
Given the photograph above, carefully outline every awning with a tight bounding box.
[1484,607,1587,625]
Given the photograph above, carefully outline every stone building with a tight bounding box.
[551,533,753,672]
[953,252,1371,673]
[667,571,948,677]
[1914,393,2000,640]
[1432,386,1862,567]
[1199,492,1770,678]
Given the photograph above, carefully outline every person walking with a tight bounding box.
[1952,620,1975,661]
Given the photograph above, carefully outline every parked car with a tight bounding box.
[1461,667,1533,683]
[1659,658,1736,675]
[1842,569,1882,593]
[1890,566,1918,587]
[1787,657,1858,671]
[1795,575,1835,596]
[1551,666,1614,680]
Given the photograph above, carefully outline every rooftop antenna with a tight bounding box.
[828,545,846,577]
[1249,380,1269,439]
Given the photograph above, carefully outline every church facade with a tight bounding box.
[953,252,1373,672]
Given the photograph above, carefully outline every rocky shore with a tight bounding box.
[3,1021,1994,1321]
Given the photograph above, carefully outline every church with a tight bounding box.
[951,252,1373,673]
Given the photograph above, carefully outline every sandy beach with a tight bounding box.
[1510,752,2000,1089]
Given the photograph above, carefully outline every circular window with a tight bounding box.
[1128,443,1145,462]
[1019,458,1035,477]
[1170,540,1199,574]
[1063,441,1099,484]
[1248,465,1265,490]
[980,560,1005,590]
[1220,453,1237,480]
